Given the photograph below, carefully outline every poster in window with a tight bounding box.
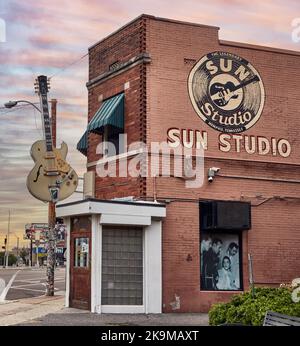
[200,233,242,291]
[74,237,89,267]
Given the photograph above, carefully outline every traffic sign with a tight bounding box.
[34,247,46,254]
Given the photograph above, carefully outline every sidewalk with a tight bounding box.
[0,294,209,326]
[20,308,209,326]
[0,294,65,326]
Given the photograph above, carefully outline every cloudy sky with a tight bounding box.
[0,0,299,249]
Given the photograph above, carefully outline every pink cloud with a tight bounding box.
[1,0,300,244]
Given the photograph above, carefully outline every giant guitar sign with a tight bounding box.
[26,75,78,203]
[188,51,265,133]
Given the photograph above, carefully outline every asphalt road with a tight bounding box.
[0,267,65,300]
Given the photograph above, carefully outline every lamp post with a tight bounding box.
[4,100,42,113]
[5,210,11,268]
[4,98,57,295]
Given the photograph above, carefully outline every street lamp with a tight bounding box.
[4,100,41,113]
[4,97,58,295]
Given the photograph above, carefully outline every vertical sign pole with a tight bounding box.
[5,210,11,268]
[17,237,19,266]
[30,237,33,267]
[46,202,56,296]
[248,253,255,298]
[46,99,57,296]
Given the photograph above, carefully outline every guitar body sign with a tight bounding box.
[27,75,78,203]
[27,140,78,202]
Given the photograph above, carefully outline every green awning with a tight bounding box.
[87,93,124,134]
[77,130,88,156]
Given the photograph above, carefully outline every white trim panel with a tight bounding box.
[100,214,151,226]
[56,200,166,219]
[91,215,99,313]
[144,220,162,313]
[56,201,91,217]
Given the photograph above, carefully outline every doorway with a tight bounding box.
[70,216,91,310]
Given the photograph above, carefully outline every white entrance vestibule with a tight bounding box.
[56,198,166,314]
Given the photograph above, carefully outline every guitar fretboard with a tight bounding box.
[40,93,52,152]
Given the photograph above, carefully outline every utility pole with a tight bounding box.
[46,99,57,296]
[16,236,19,266]
[5,210,11,268]
[36,231,40,268]
[248,253,255,298]
[2,237,7,268]
[30,237,33,267]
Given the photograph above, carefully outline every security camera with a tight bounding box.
[208,167,220,182]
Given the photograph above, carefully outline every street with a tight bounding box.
[0,267,65,300]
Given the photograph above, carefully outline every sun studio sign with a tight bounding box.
[166,51,291,158]
[188,51,265,133]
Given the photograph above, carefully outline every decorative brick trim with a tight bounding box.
[87,52,151,89]
[139,17,148,197]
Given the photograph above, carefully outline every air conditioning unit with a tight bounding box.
[83,171,95,198]
[200,200,251,231]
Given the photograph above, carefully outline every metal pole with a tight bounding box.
[46,203,56,295]
[2,237,7,268]
[248,253,255,298]
[5,210,11,268]
[36,231,40,268]
[30,238,33,267]
[46,99,57,296]
[16,237,19,266]
[36,245,39,268]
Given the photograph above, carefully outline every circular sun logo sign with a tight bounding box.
[188,51,265,133]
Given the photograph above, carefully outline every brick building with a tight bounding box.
[57,15,300,313]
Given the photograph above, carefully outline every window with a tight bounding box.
[103,125,124,157]
[74,237,89,268]
[101,228,143,305]
[200,232,242,291]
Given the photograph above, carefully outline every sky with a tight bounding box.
[0,0,299,250]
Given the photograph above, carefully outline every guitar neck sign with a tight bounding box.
[188,51,265,133]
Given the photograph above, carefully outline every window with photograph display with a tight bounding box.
[74,237,89,268]
[200,232,242,291]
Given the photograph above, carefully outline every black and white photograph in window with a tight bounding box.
[200,233,242,291]
[74,237,89,267]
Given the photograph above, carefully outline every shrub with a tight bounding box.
[209,287,300,326]
[0,252,17,266]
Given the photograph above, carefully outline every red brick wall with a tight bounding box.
[162,201,249,312]
[142,17,300,312]
[87,16,148,199]
[89,16,146,80]
[146,18,300,164]
[86,15,300,313]
[158,158,300,312]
